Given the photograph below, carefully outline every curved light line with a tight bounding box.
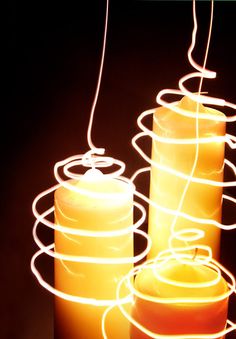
[125,258,235,304]
[31,245,132,307]
[132,132,236,187]
[87,0,109,151]
[33,225,151,264]
[134,186,236,230]
[33,198,146,237]
[115,260,236,338]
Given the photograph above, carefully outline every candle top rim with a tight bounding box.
[154,96,226,127]
[54,177,134,208]
[134,260,229,300]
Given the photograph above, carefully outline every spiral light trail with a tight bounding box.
[31,0,150,337]
[117,0,236,338]
[31,150,151,307]
[31,0,236,338]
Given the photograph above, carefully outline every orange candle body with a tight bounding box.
[130,261,229,339]
[148,97,226,259]
[54,172,133,339]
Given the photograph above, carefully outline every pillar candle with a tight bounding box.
[148,96,226,259]
[130,260,229,339]
[54,169,133,339]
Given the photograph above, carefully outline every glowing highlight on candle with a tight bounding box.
[30,0,236,337]
[128,0,236,337]
[31,0,151,338]
[115,257,236,339]
[31,151,151,304]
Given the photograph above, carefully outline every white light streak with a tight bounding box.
[128,0,236,337]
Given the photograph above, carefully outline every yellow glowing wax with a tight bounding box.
[148,96,226,259]
[130,260,229,339]
[54,169,133,339]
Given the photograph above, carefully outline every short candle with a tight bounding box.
[130,259,229,339]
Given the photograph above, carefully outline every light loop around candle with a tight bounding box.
[112,257,236,339]
[127,0,236,337]
[31,0,236,337]
[131,0,236,238]
[31,0,153,322]
[31,151,151,307]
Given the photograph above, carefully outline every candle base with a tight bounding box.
[54,297,130,339]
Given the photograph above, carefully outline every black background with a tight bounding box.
[5,1,236,338]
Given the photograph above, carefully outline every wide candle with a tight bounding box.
[54,169,133,339]
[130,260,229,339]
[148,96,226,259]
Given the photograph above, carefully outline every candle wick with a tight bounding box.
[192,247,198,261]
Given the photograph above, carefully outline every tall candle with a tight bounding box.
[54,169,133,339]
[130,260,229,339]
[148,96,226,259]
